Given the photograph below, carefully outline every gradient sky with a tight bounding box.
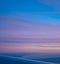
[0,0,60,53]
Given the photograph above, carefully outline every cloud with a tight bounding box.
[0,16,60,43]
[0,43,60,53]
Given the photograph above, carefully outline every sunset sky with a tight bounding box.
[0,0,60,53]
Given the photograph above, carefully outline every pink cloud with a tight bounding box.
[0,16,60,43]
[0,43,60,53]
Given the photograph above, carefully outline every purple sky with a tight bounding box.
[0,0,60,53]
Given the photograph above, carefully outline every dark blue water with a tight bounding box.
[0,53,60,64]
[0,55,52,64]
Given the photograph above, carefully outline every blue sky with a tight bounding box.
[0,0,60,41]
[0,0,60,53]
[0,0,60,22]
[0,1,59,13]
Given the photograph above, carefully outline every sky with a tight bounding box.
[0,0,60,53]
